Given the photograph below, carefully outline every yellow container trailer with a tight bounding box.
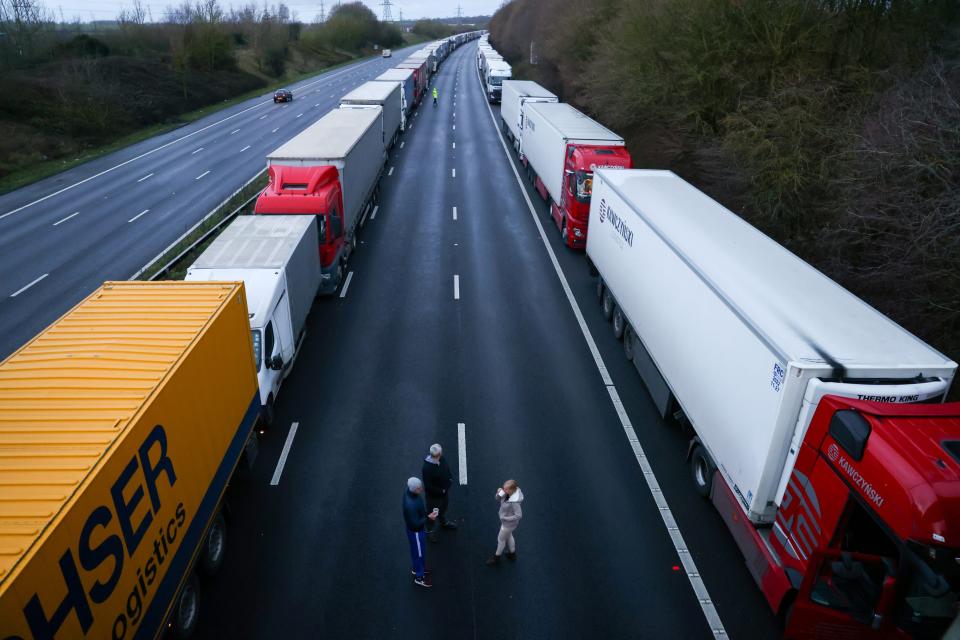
[0,281,259,640]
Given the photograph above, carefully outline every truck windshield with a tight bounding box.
[575,170,594,203]
[251,329,262,371]
[896,541,960,636]
[489,75,504,87]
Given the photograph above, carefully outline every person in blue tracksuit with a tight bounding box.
[404,477,437,587]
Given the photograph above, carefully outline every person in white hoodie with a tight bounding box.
[486,479,524,566]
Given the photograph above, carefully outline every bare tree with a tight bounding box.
[0,0,53,62]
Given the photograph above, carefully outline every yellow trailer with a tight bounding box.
[0,281,259,640]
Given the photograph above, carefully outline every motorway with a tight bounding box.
[0,45,420,360]
[194,42,781,639]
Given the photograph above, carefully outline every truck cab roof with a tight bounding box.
[817,396,960,548]
[185,268,282,330]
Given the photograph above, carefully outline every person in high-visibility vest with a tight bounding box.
[432,86,439,107]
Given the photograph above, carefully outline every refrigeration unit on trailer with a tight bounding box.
[587,168,960,638]
[257,107,386,293]
[521,101,631,248]
[186,215,321,426]
[0,281,260,640]
[374,68,415,115]
[500,80,558,149]
[340,80,404,147]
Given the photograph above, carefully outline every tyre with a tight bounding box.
[602,288,615,321]
[612,306,625,340]
[623,324,635,361]
[169,572,200,639]
[199,510,226,577]
[596,278,605,303]
[690,445,715,498]
[262,395,275,429]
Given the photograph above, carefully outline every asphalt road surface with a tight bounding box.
[0,46,420,360]
[194,42,781,639]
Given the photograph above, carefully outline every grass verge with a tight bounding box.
[0,53,376,195]
[137,172,268,281]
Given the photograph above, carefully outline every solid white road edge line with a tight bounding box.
[270,421,300,486]
[52,211,80,226]
[339,271,354,299]
[453,274,460,300]
[0,51,393,221]
[458,423,467,485]
[10,273,48,297]
[479,70,729,640]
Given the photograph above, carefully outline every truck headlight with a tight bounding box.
[574,228,583,237]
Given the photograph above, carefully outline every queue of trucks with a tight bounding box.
[486,34,960,636]
[4,31,959,640]
[586,168,960,638]
[477,35,512,103]
[0,31,481,640]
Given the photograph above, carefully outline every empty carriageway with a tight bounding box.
[194,40,777,639]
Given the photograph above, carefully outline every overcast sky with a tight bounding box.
[49,0,500,22]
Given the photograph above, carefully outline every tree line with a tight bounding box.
[491,0,960,389]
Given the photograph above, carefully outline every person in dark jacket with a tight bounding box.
[403,477,437,588]
[422,444,457,542]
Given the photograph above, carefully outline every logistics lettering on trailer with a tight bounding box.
[13,424,182,640]
[598,198,634,247]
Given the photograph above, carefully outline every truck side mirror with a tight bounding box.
[269,355,284,371]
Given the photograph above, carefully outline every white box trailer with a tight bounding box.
[186,215,322,424]
[340,81,404,148]
[501,80,558,148]
[374,68,415,115]
[266,107,385,241]
[521,101,624,205]
[586,169,957,524]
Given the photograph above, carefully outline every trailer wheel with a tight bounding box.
[623,324,635,361]
[612,306,625,340]
[690,446,715,498]
[170,572,200,639]
[602,288,615,321]
[199,510,227,577]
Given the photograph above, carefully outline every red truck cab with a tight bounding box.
[714,395,960,638]
[254,165,348,293]
[549,145,631,249]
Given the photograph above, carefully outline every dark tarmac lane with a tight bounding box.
[0,46,420,361]
[194,42,781,640]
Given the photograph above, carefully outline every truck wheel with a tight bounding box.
[170,572,200,639]
[199,510,226,577]
[623,324,635,361]
[612,306,625,340]
[602,288,615,321]
[690,446,715,498]
[263,395,275,429]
